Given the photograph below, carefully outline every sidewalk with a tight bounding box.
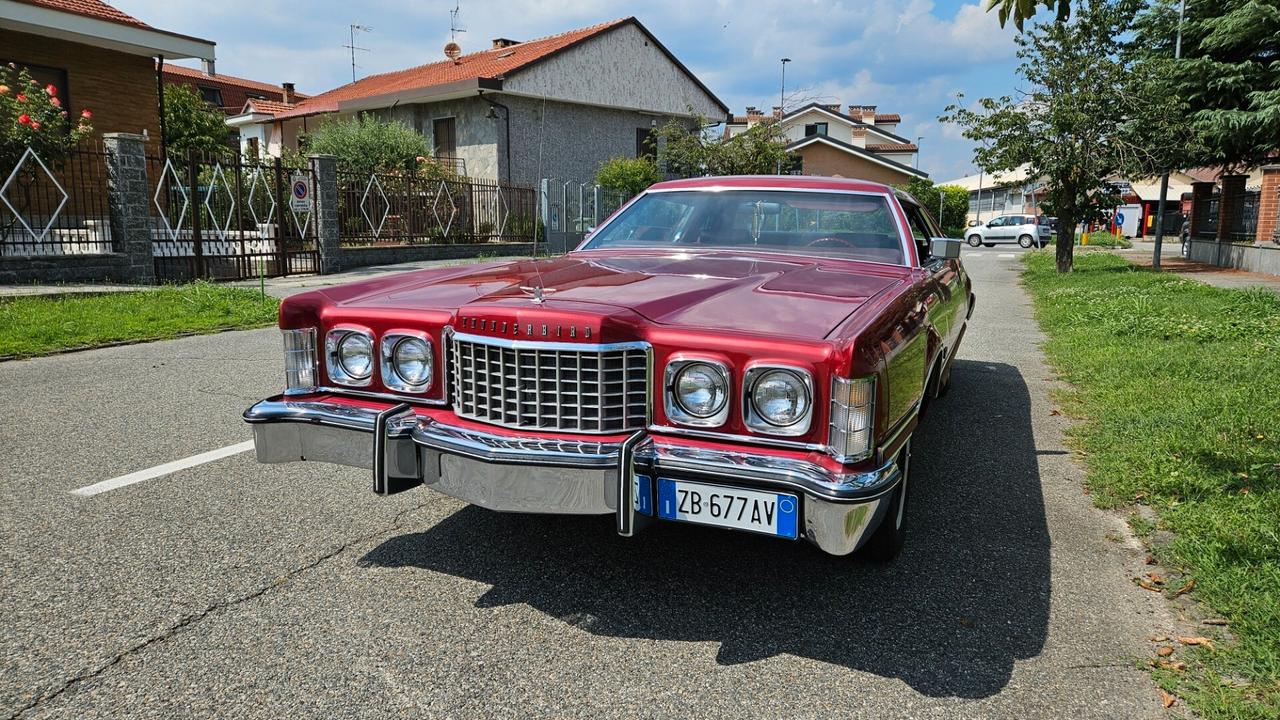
[0,255,523,301]
[1127,240,1280,294]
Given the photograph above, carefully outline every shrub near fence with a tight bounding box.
[335,168,537,247]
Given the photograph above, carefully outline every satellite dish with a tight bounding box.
[444,42,462,61]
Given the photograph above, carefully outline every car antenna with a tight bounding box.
[529,92,547,291]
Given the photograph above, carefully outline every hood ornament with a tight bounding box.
[519,284,556,304]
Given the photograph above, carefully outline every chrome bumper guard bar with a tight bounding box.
[244,397,902,555]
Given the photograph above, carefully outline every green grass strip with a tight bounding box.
[0,282,280,358]
[1022,251,1279,719]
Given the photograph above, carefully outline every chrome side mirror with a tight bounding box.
[930,237,962,259]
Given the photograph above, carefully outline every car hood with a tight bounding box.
[330,252,904,340]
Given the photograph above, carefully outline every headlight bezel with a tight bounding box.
[325,326,375,387]
[281,327,318,395]
[664,357,731,427]
[743,365,814,436]
[380,330,434,393]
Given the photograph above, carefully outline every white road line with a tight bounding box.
[999,253,1017,258]
[71,440,255,497]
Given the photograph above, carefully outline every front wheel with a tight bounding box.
[967,234,982,248]
[859,439,911,562]
[1018,234,1034,248]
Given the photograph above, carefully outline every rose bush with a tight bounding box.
[1,63,93,171]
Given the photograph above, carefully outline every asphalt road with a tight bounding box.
[1,247,1178,719]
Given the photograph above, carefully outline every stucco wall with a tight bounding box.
[380,98,500,181]
[796,144,916,186]
[503,22,724,120]
[500,94,692,186]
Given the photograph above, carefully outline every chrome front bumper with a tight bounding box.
[244,396,902,555]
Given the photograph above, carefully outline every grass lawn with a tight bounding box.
[1022,251,1279,719]
[0,282,280,359]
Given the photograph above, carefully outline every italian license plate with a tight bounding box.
[656,478,798,539]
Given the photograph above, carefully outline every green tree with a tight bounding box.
[163,83,230,155]
[302,113,430,173]
[1133,0,1280,171]
[899,177,971,238]
[941,0,1189,273]
[655,118,796,177]
[986,0,1072,29]
[595,156,661,196]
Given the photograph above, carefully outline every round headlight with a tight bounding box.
[392,337,431,386]
[751,369,810,426]
[674,362,727,418]
[337,332,373,379]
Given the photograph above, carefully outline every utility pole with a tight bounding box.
[776,58,791,174]
[1152,0,1186,270]
[345,24,373,83]
[915,136,923,169]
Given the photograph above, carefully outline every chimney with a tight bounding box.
[862,105,877,123]
[851,127,867,148]
[491,38,521,49]
[201,58,215,76]
[772,105,782,118]
[825,103,840,113]
[281,82,295,105]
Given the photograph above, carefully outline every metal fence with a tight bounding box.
[1229,190,1260,242]
[335,168,537,247]
[147,149,318,281]
[1,142,114,257]
[537,178,633,253]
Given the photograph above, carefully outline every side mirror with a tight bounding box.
[967,220,980,228]
[930,237,962,260]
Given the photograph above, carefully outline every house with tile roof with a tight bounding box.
[161,63,307,116]
[0,0,215,142]
[724,103,926,185]
[241,17,729,185]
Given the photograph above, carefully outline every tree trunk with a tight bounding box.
[1055,214,1074,273]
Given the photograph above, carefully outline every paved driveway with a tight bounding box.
[1,248,1175,718]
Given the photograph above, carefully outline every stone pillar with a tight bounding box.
[102,132,155,284]
[1189,180,1215,239]
[309,154,341,274]
[1216,174,1247,243]
[1257,165,1280,245]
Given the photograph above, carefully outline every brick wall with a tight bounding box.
[1258,165,1280,244]
[2,29,160,141]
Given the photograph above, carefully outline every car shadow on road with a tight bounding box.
[359,359,1049,699]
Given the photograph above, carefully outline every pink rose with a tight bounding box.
[81,109,93,119]
[17,113,30,125]
[45,84,58,96]
[15,93,26,102]
[50,96,61,108]
[30,121,40,130]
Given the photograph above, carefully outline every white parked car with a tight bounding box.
[965,214,1052,248]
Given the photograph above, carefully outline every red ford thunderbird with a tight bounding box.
[244,175,973,559]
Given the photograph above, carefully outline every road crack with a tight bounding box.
[8,501,431,719]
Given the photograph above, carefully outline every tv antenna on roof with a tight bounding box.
[345,24,373,83]
[449,3,466,42]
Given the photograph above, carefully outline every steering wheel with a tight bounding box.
[806,236,857,248]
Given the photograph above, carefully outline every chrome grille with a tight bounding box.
[449,332,650,433]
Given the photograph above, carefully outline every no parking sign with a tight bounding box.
[289,174,311,212]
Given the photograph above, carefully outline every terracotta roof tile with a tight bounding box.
[163,64,309,98]
[280,18,632,119]
[874,113,901,123]
[241,99,297,116]
[13,0,147,27]
[867,142,917,152]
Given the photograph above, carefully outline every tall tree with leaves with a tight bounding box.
[1133,0,1280,171]
[942,0,1189,273]
[987,0,1072,29]
[162,83,231,155]
[654,119,796,177]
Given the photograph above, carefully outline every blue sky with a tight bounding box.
[114,0,1023,181]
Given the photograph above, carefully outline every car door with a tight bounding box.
[899,198,965,381]
[990,215,1015,243]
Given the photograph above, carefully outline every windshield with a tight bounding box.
[581,190,907,265]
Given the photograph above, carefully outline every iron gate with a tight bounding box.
[148,149,318,281]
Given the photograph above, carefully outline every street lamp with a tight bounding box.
[915,136,923,170]
[1152,0,1187,269]
[779,58,791,114]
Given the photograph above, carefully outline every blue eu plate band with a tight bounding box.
[615,429,649,537]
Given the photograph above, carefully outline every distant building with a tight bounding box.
[723,103,926,184]
[1,0,215,141]
[236,17,729,185]
[161,63,306,116]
